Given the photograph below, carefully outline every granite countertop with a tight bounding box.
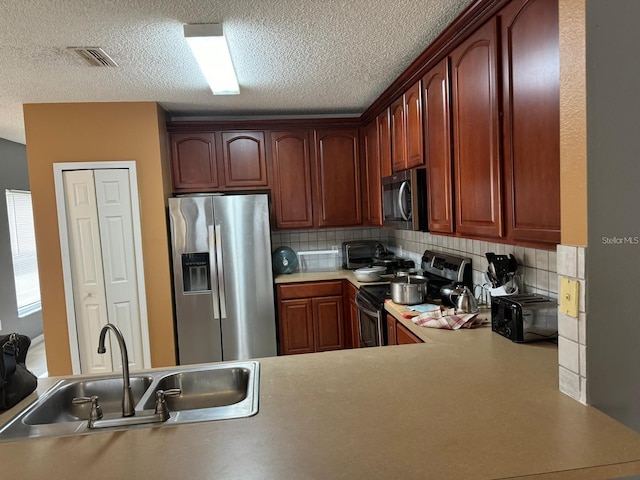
[2,274,640,478]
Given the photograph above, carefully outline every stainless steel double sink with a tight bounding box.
[0,361,259,442]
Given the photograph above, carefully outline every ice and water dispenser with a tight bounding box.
[181,253,211,293]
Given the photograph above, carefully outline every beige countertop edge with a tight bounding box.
[274,269,373,287]
[2,345,640,479]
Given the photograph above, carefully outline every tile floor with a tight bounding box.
[26,340,48,378]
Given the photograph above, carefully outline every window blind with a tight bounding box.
[5,189,41,317]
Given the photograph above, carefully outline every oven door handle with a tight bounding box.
[355,295,380,318]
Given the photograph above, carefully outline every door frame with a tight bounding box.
[53,161,151,374]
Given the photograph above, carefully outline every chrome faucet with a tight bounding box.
[98,323,135,417]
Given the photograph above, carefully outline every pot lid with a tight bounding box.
[355,266,387,273]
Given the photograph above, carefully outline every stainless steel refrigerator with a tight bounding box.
[168,194,277,364]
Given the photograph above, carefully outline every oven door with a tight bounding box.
[355,294,384,347]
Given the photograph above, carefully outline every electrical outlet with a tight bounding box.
[560,278,579,317]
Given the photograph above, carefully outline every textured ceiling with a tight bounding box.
[0,0,471,145]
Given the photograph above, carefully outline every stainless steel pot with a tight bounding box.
[390,275,428,305]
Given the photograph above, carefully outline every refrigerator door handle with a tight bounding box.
[208,225,221,321]
[214,223,227,320]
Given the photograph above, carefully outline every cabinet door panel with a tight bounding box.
[405,80,424,169]
[378,109,393,178]
[279,281,343,300]
[171,133,219,190]
[344,281,359,349]
[361,119,382,226]
[313,129,362,227]
[396,322,423,344]
[279,299,314,355]
[313,296,344,352]
[221,131,268,187]
[501,0,560,244]
[390,97,407,172]
[386,314,397,346]
[423,58,454,234]
[271,130,314,228]
[450,18,502,238]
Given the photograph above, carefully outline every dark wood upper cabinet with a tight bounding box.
[423,57,454,234]
[378,108,392,178]
[391,81,424,173]
[500,0,560,244]
[170,130,269,192]
[313,128,362,227]
[361,118,382,226]
[404,80,424,169]
[450,18,503,239]
[270,130,314,229]
[390,97,407,173]
[220,131,268,187]
[171,133,220,191]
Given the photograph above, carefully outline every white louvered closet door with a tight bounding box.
[63,169,143,374]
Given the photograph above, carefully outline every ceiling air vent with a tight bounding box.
[67,47,118,67]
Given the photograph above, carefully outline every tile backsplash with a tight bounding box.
[271,227,392,258]
[556,244,587,405]
[271,227,558,300]
[388,229,558,300]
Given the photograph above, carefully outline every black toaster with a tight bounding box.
[491,294,558,343]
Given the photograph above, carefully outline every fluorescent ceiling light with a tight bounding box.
[183,23,239,95]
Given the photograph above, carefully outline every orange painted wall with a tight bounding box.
[23,102,176,375]
[559,0,588,246]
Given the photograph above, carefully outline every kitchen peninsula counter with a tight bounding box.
[2,325,640,479]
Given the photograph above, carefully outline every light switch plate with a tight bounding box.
[560,278,579,317]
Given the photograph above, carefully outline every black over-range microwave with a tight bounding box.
[381,168,427,231]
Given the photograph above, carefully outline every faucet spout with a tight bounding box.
[98,323,135,417]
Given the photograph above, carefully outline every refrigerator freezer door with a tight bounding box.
[169,196,223,364]
[212,194,277,360]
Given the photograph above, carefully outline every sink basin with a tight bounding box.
[0,361,259,442]
[23,376,153,425]
[139,367,249,411]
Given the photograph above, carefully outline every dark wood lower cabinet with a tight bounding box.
[279,299,315,355]
[396,322,423,345]
[313,296,344,352]
[344,281,360,349]
[277,281,345,355]
[387,314,423,345]
[278,283,424,354]
[386,315,398,346]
